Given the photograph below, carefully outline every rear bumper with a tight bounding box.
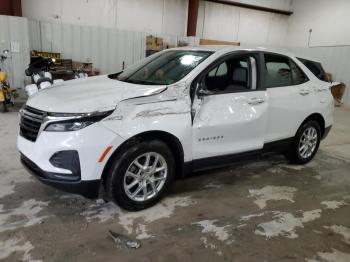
[21,153,100,198]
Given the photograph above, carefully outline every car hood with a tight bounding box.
[26,75,167,113]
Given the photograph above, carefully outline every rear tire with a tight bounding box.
[285,120,321,164]
[105,139,175,211]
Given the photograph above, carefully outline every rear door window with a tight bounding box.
[297,58,328,82]
[264,54,292,88]
[264,54,309,88]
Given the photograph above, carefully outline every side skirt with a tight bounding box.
[184,137,293,175]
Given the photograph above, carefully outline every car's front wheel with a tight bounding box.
[106,139,175,211]
[285,120,321,164]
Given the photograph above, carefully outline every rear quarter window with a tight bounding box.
[297,58,328,82]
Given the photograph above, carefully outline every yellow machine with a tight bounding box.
[0,50,15,112]
[0,71,8,102]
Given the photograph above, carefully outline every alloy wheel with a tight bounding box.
[298,126,318,159]
[123,152,168,202]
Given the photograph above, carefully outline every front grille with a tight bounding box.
[20,106,46,142]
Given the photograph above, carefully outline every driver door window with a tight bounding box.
[204,56,254,93]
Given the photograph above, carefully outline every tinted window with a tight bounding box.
[204,56,254,93]
[264,54,292,88]
[114,50,212,85]
[297,58,328,81]
[290,60,309,85]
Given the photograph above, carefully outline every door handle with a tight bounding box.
[247,97,265,105]
[299,89,310,96]
[314,87,328,92]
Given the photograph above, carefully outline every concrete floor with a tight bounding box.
[0,106,350,262]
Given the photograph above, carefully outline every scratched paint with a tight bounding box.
[249,186,297,209]
[134,107,190,119]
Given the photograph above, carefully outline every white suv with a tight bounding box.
[18,47,333,210]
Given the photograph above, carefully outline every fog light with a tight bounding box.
[49,150,81,181]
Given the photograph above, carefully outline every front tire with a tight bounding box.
[285,120,321,164]
[106,139,175,211]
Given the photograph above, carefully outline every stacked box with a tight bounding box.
[177,41,188,47]
[31,50,61,59]
[72,61,93,75]
[146,35,164,51]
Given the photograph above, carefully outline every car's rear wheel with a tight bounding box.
[106,139,175,211]
[285,120,321,164]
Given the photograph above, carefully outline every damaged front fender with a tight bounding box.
[101,86,193,162]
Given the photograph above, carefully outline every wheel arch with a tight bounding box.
[299,113,325,136]
[101,130,185,187]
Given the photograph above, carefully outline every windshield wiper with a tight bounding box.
[126,79,162,85]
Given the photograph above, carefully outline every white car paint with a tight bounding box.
[264,56,333,143]
[192,89,269,159]
[26,75,167,113]
[17,46,334,193]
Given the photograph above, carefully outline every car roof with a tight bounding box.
[173,45,288,53]
[171,45,318,61]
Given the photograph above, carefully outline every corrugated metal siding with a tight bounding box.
[27,19,200,74]
[0,15,30,89]
[0,16,198,90]
[288,46,350,106]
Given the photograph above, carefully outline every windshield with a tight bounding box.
[111,50,212,85]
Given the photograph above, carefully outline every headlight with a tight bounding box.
[45,121,94,132]
[44,110,113,132]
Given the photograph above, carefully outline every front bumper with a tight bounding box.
[21,153,100,198]
[18,121,124,180]
[17,121,126,197]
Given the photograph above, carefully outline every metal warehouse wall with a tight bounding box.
[22,0,188,37]
[196,0,291,46]
[0,15,30,89]
[28,19,199,75]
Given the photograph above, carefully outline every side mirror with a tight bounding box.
[197,88,214,97]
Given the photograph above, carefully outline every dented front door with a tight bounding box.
[192,91,268,160]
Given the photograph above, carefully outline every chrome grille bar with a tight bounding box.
[19,106,45,142]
